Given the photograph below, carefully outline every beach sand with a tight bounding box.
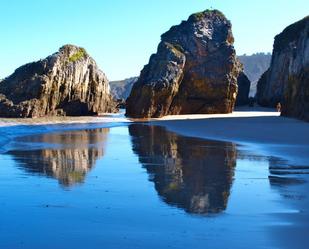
[150,107,309,166]
[1,106,308,166]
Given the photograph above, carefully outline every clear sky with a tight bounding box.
[1,0,308,80]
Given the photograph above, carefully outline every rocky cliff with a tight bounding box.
[0,45,117,117]
[256,16,309,121]
[126,10,243,118]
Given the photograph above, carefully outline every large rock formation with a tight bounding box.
[257,16,309,121]
[0,45,117,117]
[126,10,243,118]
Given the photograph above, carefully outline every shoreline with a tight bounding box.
[150,110,309,166]
[1,107,308,166]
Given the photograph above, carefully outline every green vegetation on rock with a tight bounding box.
[190,9,226,21]
[68,48,86,63]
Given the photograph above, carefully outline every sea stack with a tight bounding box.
[0,45,117,117]
[256,16,309,121]
[126,10,244,118]
[236,72,251,106]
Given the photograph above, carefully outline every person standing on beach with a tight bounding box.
[276,102,282,112]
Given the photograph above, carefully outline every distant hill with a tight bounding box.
[110,77,138,100]
[238,53,272,96]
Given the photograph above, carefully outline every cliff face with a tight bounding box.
[0,45,117,117]
[126,10,243,118]
[256,16,309,121]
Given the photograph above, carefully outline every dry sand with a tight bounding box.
[0,111,130,127]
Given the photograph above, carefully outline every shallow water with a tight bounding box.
[0,124,308,249]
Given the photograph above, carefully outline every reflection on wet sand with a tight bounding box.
[129,124,237,215]
[268,157,309,186]
[266,157,309,249]
[7,128,109,186]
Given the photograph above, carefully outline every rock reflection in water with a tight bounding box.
[7,128,109,186]
[129,124,237,215]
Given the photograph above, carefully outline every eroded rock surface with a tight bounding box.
[126,10,243,118]
[0,45,116,117]
[257,16,309,121]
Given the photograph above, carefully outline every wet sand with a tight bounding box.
[0,107,308,248]
[150,107,309,249]
[151,107,309,166]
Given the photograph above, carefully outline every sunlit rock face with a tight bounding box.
[0,44,117,117]
[257,16,309,121]
[7,128,109,186]
[129,124,236,214]
[126,10,242,118]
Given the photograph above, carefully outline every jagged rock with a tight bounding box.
[257,16,309,121]
[0,45,117,118]
[236,72,251,106]
[126,10,242,118]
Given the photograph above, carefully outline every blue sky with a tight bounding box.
[1,0,308,80]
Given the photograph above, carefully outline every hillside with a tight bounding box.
[238,53,272,96]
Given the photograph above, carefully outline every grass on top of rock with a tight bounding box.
[68,48,86,63]
[190,9,226,21]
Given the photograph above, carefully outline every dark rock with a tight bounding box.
[248,97,255,107]
[256,16,309,122]
[116,98,126,109]
[0,45,117,118]
[236,72,251,106]
[126,10,242,118]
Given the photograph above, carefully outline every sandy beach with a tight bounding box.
[1,107,308,166]
[150,107,309,166]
